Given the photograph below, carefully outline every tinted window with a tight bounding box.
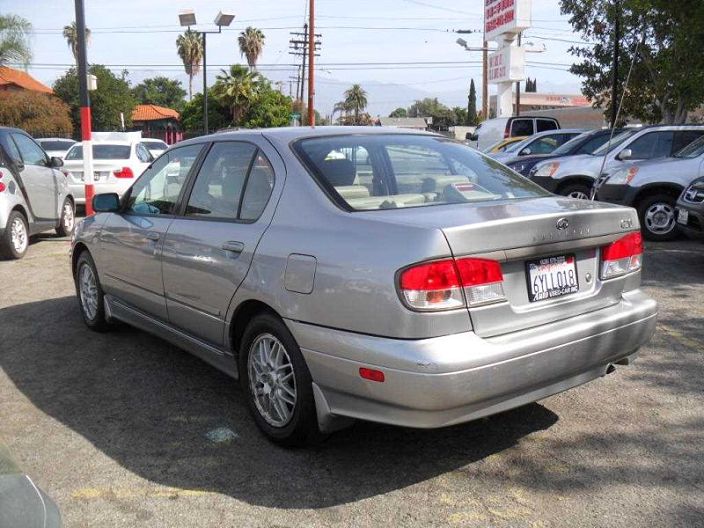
[536,119,558,132]
[592,130,638,156]
[672,131,704,154]
[65,144,131,160]
[186,142,257,220]
[295,134,549,211]
[37,140,74,151]
[524,134,576,155]
[11,134,48,166]
[511,119,533,136]
[126,144,202,215]
[674,136,704,158]
[627,131,673,160]
[143,140,168,149]
[574,133,612,155]
[240,152,275,221]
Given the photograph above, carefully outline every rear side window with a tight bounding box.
[627,132,673,159]
[672,131,704,154]
[38,140,74,151]
[511,119,533,137]
[536,119,558,132]
[295,134,549,211]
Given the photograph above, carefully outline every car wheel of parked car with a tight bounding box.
[0,211,29,260]
[239,313,320,447]
[75,251,111,332]
[559,183,591,200]
[56,198,76,237]
[638,193,678,241]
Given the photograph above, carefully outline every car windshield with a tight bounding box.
[37,140,74,151]
[674,135,704,158]
[294,134,549,211]
[502,139,526,153]
[65,144,131,160]
[591,130,637,156]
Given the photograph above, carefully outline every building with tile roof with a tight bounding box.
[0,66,53,94]
[131,104,182,144]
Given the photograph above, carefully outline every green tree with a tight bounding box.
[54,65,137,133]
[389,107,407,118]
[212,64,263,125]
[467,79,478,125]
[62,21,91,64]
[561,0,704,123]
[133,76,187,111]
[408,97,454,130]
[341,84,368,124]
[452,107,468,126]
[0,14,32,66]
[176,29,203,100]
[238,27,265,71]
[242,85,293,128]
[180,90,230,134]
[0,90,73,136]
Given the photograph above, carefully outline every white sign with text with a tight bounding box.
[485,0,532,42]
[488,46,525,83]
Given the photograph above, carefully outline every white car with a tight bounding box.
[63,141,154,205]
[141,139,169,158]
[36,138,76,160]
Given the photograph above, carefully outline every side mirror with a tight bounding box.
[92,193,121,213]
[616,148,632,161]
[50,156,63,168]
[468,133,478,141]
[520,147,532,156]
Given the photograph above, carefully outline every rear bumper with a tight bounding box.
[288,289,657,429]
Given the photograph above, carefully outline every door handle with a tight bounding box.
[145,231,160,241]
[222,241,244,254]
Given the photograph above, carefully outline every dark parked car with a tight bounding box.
[676,176,704,239]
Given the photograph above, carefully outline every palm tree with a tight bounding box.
[212,64,262,124]
[0,14,32,66]
[343,84,368,124]
[176,29,203,100]
[62,21,91,64]
[237,27,265,71]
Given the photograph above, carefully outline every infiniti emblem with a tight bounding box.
[556,218,569,230]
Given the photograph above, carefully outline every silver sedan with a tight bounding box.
[70,127,657,446]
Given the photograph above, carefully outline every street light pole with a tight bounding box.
[202,32,208,134]
[74,0,94,215]
[307,0,316,126]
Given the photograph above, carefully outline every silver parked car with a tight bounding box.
[0,127,75,259]
[71,128,657,446]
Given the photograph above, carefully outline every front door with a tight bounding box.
[9,133,59,221]
[99,144,203,320]
[162,140,278,346]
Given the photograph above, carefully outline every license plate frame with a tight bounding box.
[526,254,579,303]
[677,208,689,225]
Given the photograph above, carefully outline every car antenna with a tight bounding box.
[591,38,641,200]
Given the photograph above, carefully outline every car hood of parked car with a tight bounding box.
[533,153,607,179]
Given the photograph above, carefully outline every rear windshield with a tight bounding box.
[37,140,74,151]
[674,135,704,158]
[65,144,131,160]
[294,134,549,211]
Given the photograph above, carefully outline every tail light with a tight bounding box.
[0,171,4,192]
[398,257,505,311]
[601,232,643,279]
[113,167,134,178]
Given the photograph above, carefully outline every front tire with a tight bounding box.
[75,251,110,332]
[239,313,320,447]
[0,211,29,260]
[637,193,679,241]
[56,198,75,237]
[559,182,592,200]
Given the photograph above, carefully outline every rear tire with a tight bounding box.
[56,198,76,237]
[0,211,29,260]
[239,313,321,447]
[637,193,679,241]
[74,251,110,332]
[559,183,591,200]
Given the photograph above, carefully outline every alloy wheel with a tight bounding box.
[10,217,28,254]
[63,202,75,233]
[567,190,590,200]
[248,333,297,428]
[644,202,675,235]
[79,264,99,320]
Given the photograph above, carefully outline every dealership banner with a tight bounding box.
[485,0,532,41]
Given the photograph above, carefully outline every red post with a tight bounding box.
[307,0,315,127]
[74,0,94,215]
[80,106,94,215]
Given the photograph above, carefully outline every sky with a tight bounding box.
[1,0,585,116]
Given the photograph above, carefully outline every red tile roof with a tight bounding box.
[132,104,180,122]
[0,66,53,94]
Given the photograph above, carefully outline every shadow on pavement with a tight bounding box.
[0,296,558,509]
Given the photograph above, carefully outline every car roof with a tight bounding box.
[36,137,75,142]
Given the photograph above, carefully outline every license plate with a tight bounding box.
[526,254,579,302]
[677,209,689,225]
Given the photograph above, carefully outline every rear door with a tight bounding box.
[161,140,279,346]
[99,144,203,320]
[10,133,59,220]
[671,130,704,154]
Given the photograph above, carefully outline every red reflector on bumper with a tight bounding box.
[359,367,385,382]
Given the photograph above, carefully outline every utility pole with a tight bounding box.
[289,22,321,124]
[515,32,522,116]
[307,0,316,126]
[611,0,620,128]
[74,0,93,215]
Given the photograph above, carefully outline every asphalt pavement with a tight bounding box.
[0,233,702,527]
